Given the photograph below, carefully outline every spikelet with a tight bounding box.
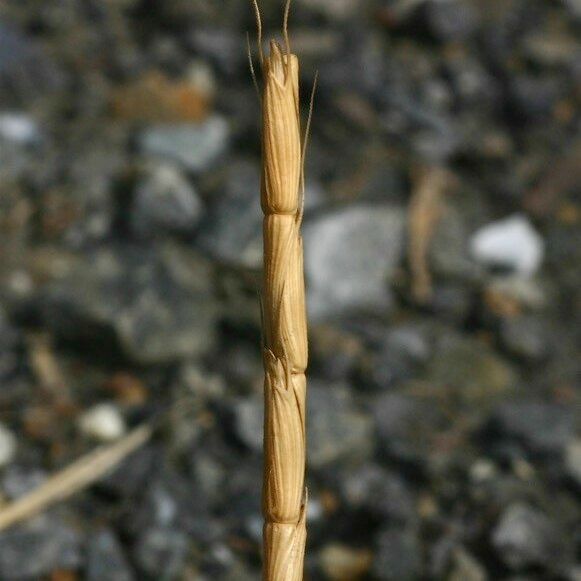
[263,352,306,524]
[263,215,308,373]
[261,41,301,216]
[253,6,310,579]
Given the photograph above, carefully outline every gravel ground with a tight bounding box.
[0,1,579,579]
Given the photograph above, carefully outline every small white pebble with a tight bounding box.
[470,214,544,276]
[0,423,17,467]
[307,497,324,522]
[211,544,234,565]
[245,514,263,542]
[78,403,126,442]
[470,458,497,483]
[8,271,33,296]
[0,113,39,144]
[185,59,216,100]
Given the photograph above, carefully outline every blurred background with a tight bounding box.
[0,0,580,579]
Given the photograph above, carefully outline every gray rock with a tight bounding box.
[100,446,158,498]
[43,244,218,364]
[233,396,263,452]
[303,204,406,320]
[189,28,245,76]
[130,469,219,544]
[170,365,227,454]
[308,383,373,468]
[429,204,478,281]
[373,392,443,464]
[195,159,262,267]
[135,479,181,534]
[430,283,473,322]
[427,335,516,404]
[322,29,388,100]
[0,22,65,105]
[309,325,363,383]
[64,128,128,247]
[139,116,229,173]
[132,163,203,237]
[386,324,432,364]
[189,452,226,510]
[133,527,188,578]
[87,529,134,581]
[522,30,579,68]
[426,0,481,42]
[303,180,327,211]
[565,440,581,489]
[500,315,550,361]
[492,504,564,570]
[510,75,563,119]
[372,528,421,581]
[411,123,461,163]
[197,542,258,580]
[341,464,415,522]
[446,52,500,110]
[564,0,581,17]
[219,343,263,388]
[491,401,575,455]
[297,0,359,20]
[0,517,83,579]
[222,460,262,534]
[2,466,47,500]
[0,310,21,382]
[360,322,432,390]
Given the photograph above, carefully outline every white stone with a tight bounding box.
[0,423,17,467]
[470,214,544,276]
[307,497,324,522]
[470,458,496,483]
[78,404,126,442]
[0,113,39,144]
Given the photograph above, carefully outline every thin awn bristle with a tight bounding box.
[299,71,318,211]
[283,0,292,64]
[246,32,261,101]
[252,0,265,66]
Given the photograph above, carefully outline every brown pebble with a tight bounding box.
[104,372,148,406]
[110,71,210,122]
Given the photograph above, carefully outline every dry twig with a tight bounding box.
[408,165,450,304]
[27,333,73,406]
[0,424,152,531]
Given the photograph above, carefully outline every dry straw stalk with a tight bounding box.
[251,1,313,578]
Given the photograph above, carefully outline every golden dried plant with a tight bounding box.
[250,1,315,578]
